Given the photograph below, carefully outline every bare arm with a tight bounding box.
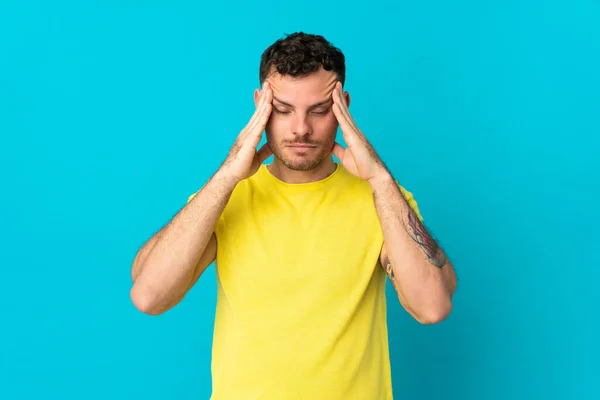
[129,81,273,316]
[328,80,456,324]
[372,174,457,324]
[130,171,237,315]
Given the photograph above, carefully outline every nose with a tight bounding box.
[291,113,311,136]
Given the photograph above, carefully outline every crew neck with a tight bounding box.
[259,162,343,190]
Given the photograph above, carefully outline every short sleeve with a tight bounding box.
[187,191,198,204]
[398,184,424,222]
[185,186,225,236]
[186,182,207,204]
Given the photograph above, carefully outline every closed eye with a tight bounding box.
[312,108,330,115]
[273,107,330,115]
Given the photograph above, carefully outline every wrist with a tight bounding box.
[213,167,242,190]
[368,169,395,191]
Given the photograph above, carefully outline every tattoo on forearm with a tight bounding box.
[383,255,394,280]
[405,212,447,268]
[382,255,401,292]
[382,254,418,314]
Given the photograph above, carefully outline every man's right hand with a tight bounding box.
[131,84,273,316]
[220,82,273,182]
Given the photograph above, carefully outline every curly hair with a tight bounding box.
[259,32,346,86]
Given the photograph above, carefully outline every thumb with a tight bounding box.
[256,142,273,164]
[332,142,345,160]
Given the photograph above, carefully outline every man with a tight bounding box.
[131,32,457,399]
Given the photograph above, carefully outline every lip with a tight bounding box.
[287,144,317,148]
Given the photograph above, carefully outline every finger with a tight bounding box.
[331,84,353,130]
[333,83,357,129]
[331,141,346,160]
[333,85,365,143]
[249,87,272,138]
[333,82,347,105]
[243,82,270,135]
[246,92,272,149]
[256,142,273,163]
[246,83,272,137]
[256,82,270,109]
[332,101,358,147]
[250,84,269,124]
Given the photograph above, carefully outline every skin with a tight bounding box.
[256,67,346,183]
[255,70,457,323]
[130,79,275,315]
[328,80,457,323]
[131,67,457,323]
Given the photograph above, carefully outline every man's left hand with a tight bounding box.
[331,81,389,183]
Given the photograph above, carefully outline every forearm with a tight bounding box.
[131,168,238,313]
[370,173,455,323]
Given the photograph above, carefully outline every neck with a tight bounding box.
[268,156,337,184]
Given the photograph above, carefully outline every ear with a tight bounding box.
[344,91,351,107]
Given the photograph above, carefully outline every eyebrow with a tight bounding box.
[273,96,333,110]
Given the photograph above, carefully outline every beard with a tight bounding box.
[266,130,334,171]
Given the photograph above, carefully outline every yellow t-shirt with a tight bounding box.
[189,163,422,400]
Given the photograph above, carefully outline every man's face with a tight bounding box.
[256,68,349,171]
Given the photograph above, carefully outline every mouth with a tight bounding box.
[286,144,317,149]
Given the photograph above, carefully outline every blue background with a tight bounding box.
[1,0,598,399]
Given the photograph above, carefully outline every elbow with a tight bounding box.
[130,282,163,316]
[415,298,453,325]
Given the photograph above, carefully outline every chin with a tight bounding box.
[279,151,328,171]
[284,161,320,171]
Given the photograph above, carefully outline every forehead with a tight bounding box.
[266,68,338,105]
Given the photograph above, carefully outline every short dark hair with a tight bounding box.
[259,32,346,86]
